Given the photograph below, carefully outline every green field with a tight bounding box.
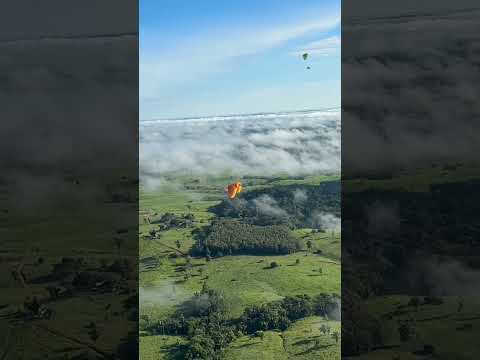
[139,175,341,359]
[344,163,480,193]
[0,175,138,359]
[343,295,480,360]
[141,253,340,319]
[225,317,340,360]
[140,335,188,360]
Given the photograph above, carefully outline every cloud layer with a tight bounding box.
[140,109,340,182]
[342,8,480,174]
[0,36,138,214]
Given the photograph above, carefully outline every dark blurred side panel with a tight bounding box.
[342,0,480,358]
[0,1,138,359]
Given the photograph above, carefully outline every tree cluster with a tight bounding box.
[239,293,340,333]
[141,286,237,359]
[150,212,195,230]
[190,219,302,257]
[142,291,340,359]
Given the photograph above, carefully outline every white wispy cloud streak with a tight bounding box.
[140,13,340,101]
[292,35,341,57]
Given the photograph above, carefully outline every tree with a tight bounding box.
[185,334,216,360]
[113,237,124,254]
[240,302,290,333]
[270,261,279,269]
[255,330,264,339]
[176,239,181,249]
[422,344,435,355]
[332,331,339,343]
[320,324,327,334]
[295,259,300,265]
[88,323,99,342]
[281,295,313,320]
[312,293,339,318]
[398,322,413,343]
[408,297,420,311]
[306,240,313,249]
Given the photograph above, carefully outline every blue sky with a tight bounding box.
[140,0,340,120]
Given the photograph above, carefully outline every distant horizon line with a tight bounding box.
[140,106,340,123]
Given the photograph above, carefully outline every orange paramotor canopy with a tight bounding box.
[226,182,242,199]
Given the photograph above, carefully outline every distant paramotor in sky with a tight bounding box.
[302,52,311,69]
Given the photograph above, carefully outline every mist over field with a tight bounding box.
[140,281,186,307]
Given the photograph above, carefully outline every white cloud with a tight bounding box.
[408,257,480,296]
[140,280,187,308]
[139,109,340,181]
[312,212,341,230]
[366,201,400,235]
[293,189,308,203]
[253,195,289,219]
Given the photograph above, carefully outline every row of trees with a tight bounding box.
[148,212,195,230]
[190,219,302,257]
[240,293,340,333]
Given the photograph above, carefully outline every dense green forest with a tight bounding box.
[141,285,340,360]
[191,219,302,257]
[343,179,480,356]
[210,181,340,229]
